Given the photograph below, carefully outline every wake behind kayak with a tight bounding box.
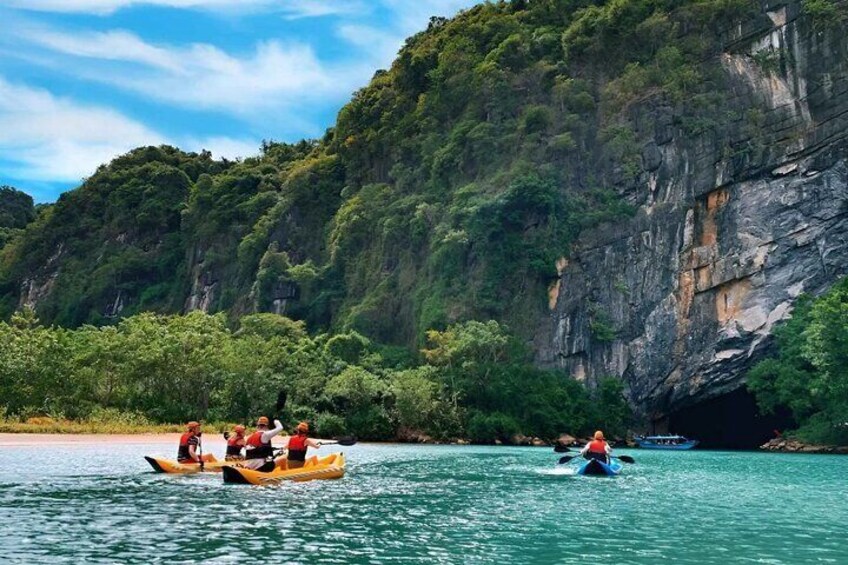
[577,458,622,476]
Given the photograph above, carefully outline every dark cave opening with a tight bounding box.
[664,388,795,449]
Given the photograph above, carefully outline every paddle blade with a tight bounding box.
[334,436,357,446]
[553,445,571,453]
[618,455,635,464]
[223,432,230,440]
[275,390,288,412]
[557,455,576,465]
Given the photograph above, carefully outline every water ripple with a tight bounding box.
[0,443,846,563]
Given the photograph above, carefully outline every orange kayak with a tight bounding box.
[144,454,237,474]
[222,453,345,485]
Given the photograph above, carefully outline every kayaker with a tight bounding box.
[177,421,213,464]
[283,422,321,469]
[580,430,612,464]
[243,416,286,471]
[225,425,246,461]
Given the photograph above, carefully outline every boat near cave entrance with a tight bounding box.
[635,435,699,450]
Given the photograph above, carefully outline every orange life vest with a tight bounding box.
[288,434,308,462]
[226,435,244,457]
[587,439,608,453]
[177,432,197,462]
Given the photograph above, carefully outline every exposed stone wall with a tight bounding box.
[538,1,848,420]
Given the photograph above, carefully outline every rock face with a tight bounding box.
[538,2,848,421]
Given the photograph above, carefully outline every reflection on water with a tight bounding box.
[0,442,846,564]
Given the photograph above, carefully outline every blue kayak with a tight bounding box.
[577,458,622,476]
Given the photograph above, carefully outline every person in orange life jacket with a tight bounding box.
[242,416,286,471]
[580,430,613,464]
[282,422,321,469]
[225,425,246,461]
[177,421,214,464]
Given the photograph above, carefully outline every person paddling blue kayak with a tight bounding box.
[580,430,612,463]
[556,430,635,475]
[577,430,622,476]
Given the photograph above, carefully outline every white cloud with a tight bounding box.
[0,77,165,181]
[0,76,258,183]
[281,1,366,20]
[21,28,181,72]
[2,0,366,17]
[2,0,270,15]
[19,26,362,118]
[9,1,481,122]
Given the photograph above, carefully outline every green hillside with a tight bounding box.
[0,0,767,343]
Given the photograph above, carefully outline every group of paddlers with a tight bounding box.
[177,417,322,472]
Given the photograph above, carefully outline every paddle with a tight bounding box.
[274,390,288,421]
[557,454,636,465]
[197,429,204,472]
[221,390,289,452]
[320,436,358,447]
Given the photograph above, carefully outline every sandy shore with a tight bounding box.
[0,433,298,448]
[0,433,194,447]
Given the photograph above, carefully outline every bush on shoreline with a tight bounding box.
[748,277,848,446]
[0,311,629,442]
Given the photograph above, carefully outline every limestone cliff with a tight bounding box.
[539,1,848,421]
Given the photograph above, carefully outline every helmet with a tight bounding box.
[187,421,200,430]
[234,425,246,434]
[296,422,309,434]
[257,416,270,426]
[593,430,605,440]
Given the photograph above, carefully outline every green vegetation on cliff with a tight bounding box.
[748,277,848,445]
[0,311,629,441]
[0,186,35,249]
[0,0,774,347]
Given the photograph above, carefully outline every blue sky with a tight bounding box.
[0,0,480,202]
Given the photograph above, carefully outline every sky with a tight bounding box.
[0,0,480,202]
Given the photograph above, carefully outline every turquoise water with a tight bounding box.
[0,441,846,564]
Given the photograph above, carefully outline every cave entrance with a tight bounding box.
[664,388,794,449]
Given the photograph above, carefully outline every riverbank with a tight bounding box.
[0,426,624,448]
[759,437,848,454]
[0,417,237,435]
[0,433,190,447]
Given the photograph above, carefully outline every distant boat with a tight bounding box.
[635,435,699,450]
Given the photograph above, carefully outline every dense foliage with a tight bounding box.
[0,312,628,441]
[748,277,848,445]
[0,186,35,230]
[0,186,35,249]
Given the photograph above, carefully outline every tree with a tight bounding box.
[0,186,35,229]
[748,278,848,444]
